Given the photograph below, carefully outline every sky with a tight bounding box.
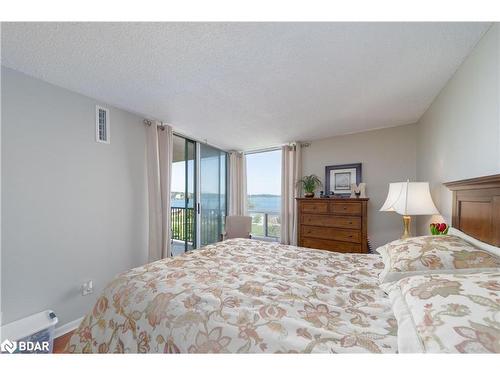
[171,160,192,193]
[171,149,281,196]
[172,154,223,195]
[246,149,281,195]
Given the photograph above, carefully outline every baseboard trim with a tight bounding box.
[55,316,83,338]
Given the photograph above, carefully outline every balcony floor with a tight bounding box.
[171,239,193,257]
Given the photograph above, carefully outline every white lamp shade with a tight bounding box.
[380,181,439,216]
[379,183,404,212]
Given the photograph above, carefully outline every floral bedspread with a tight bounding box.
[67,239,397,353]
[383,271,500,353]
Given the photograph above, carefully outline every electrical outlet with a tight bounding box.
[82,280,93,296]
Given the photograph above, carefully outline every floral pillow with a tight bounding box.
[377,235,500,283]
[381,271,500,353]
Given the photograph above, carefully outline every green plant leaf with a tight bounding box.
[297,174,322,193]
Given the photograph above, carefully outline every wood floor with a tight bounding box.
[53,330,74,353]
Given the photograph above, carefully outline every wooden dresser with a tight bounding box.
[296,198,369,253]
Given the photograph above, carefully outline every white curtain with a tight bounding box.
[146,122,173,261]
[280,143,302,245]
[228,151,247,216]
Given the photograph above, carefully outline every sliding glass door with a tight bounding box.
[170,136,227,255]
[171,135,196,256]
[199,144,227,246]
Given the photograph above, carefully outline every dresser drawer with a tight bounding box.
[301,225,361,243]
[301,238,362,253]
[330,201,362,216]
[301,214,361,229]
[300,201,329,214]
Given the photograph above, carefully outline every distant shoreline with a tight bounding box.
[247,194,280,198]
[171,192,280,198]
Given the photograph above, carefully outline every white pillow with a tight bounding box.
[448,227,500,257]
[374,243,386,255]
[377,235,500,283]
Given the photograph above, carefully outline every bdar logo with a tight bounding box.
[1,339,17,353]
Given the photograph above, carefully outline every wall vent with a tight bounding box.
[96,105,110,144]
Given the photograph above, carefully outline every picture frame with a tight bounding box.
[325,163,362,197]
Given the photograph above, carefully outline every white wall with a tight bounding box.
[416,24,500,235]
[301,124,417,250]
[1,67,148,327]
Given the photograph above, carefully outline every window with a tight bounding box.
[245,149,281,239]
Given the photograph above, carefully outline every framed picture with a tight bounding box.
[325,163,362,196]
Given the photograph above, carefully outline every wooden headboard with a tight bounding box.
[444,174,500,246]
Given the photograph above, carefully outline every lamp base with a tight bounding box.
[401,215,412,239]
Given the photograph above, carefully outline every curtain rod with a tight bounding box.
[244,145,283,155]
[143,119,229,152]
[243,142,310,155]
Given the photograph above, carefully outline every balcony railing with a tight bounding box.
[247,210,281,239]
[170,206,223,246]
[171,207,277,248]
[200,208,223,246]
[171,207,195,243]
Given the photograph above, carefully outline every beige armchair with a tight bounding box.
[220,215,252,241]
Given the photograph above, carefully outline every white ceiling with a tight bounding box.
[1,22,490,150]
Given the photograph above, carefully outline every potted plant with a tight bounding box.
[297,175,322,198]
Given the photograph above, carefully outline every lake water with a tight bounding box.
[172,195,280,213]
[247,195,280,213]
[171,199,194,208]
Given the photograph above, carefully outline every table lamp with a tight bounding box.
[380,180,439,239]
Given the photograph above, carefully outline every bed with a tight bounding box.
[66,174,500,354]
[66,239,397,353]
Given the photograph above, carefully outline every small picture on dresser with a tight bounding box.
[334,172,351,190]
[325,163,362,196]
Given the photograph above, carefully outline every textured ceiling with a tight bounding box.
[1,22,490,150]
